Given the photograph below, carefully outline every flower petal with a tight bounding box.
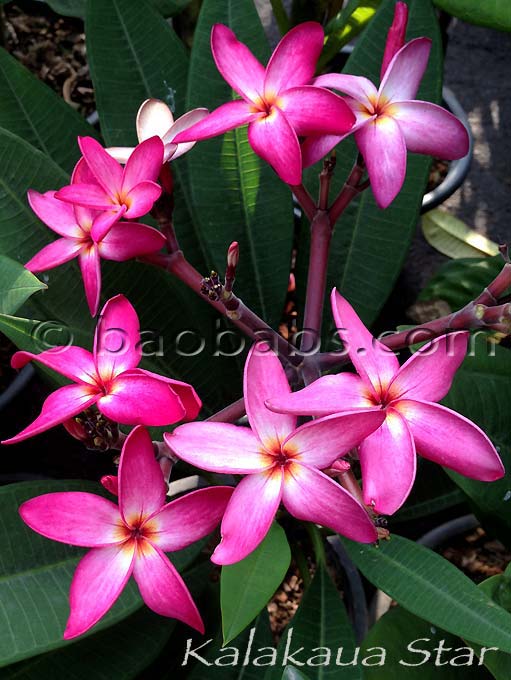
[380,0,409,79]
[98,222,166,261]
[390,100,469,159]
[173,100,258,143]
[396,399,505,481]
[313,73,378,104]
[130,368,201,420]
[19,492,122,547]
[355,114,407,208]
[28,190,83,238]
[211,24,265,102]
[136,98,174,142]
[212,468,283,565]
[2,383,99,444]
[149,486,234,551]
[279,86,355,136]
[101,474,119,496]
[282,463,377,542]
[56,183,114,212]
[124,181,162,219]
[359,408,416,515]
[118,425,166,526]
[25,238,82,272]
[78,136,123,197]
[387,332,469,403]
[264,22,324,94]
[122,136,164,192]
[105,147,133,164]
[94,294,141,381]
[379,37,431,103]
[301,113,373,168]
[133,541,204,632]
[11,345,97,385]
[64,542,136,639]
[164,108,210,160]
[90,206,126,243]
[165,422,270,474]
[78,246,102,317]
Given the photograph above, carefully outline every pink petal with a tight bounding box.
[25,238,82,272]
[301,113,373,168]
[78,246,102,317]
[164,108,210,160]
[266,372,374,416]
[101,474,119,496]
[64,542,136,639]
[131,368,201,420]
[331,290,399,398]
[90,206,126,243]
[118,426,166,526]
[106,147,133,164]
[136,98,174,142]
[133,540,204,632]
[279,86,355,136]
[27,190,84,238]
[381,1,409,79]
[19,492,122,547]
[211,24,265,103]
[2,384,99,444]
[173,100,258,143]
[313,73,378,104]
[74,205,97,232]
[244,342,296,448]
[379,37,431,103]
[164,422,270,474]
[359,408,416,515]
[247,106,302,185]
[285,409,386,468]
[78,136,123,197]
[56,183,114,212]
[355,114,407,209]
[387,332,469,403]
[282,463,377,542]
[11,346,97,385]
[94,294,141,381]
[212,468,283,565]
[124,181,162,219]
[264,22,324,95]
[98,373,186,426]
[71,157,98,185]
[390,100,469,159]
[149,486,234,551]
[122,136,164,192]
[396,399,505,481]
[98,222,166,261]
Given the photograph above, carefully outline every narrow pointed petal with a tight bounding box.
[2,384,99,444]
[98,373,186,426]
[244,342,296,448]
[391,100,469,159]
[149,486,234,551]
[94,294,141,381]
[313,73,378,104]
[173,100,258,143]
[264,22,324,94]
[118,426,166,526]
[11,345,97,384]
[124,181,162,219]
[387,332,469,403]
[79,246,101,317]
[165,422,270,474]
[279,86,355,136]
[98,222,166,261]
[267,372,373,416]
[285,409,386,468]
[78,136,123,196]
[106,146,134,164]
[133,541,204,632]
[25,238,82,272]
[396,399,505,481]
[122,136,164,192]
[130,368,201,420]
[28,190,83,238]
[64,543,136,639]
[56,184,114,212]
[211,24,265,102]
[379,37,431,103]
[355,115,407,208]
[19,492,123,547]
[90,206,126,243]
[331,290,399,397]
[136,99,174,142]
[212,468,283,565]
[282,463,377,542]
[163,108,209,160]
[381,1,408,79]
[248,107,302,185]
[359,409,416,515]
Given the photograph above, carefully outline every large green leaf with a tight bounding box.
[282,668,313,680]
[433,0,511,32]
[0,255,46,315]
[342,533,511,652]
[221,522,291,644]
[47,0,191,18]
[185,0,294,328]
[473,567,511,678]
[422,209,499,259]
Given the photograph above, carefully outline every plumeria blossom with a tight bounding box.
[2,295,201,445]
[19,426,234,638]
[107,99,209,164]
[56,136,164,241]
[267,290,505,515]
[165,343,385,565]
[302,10,469,208]
[172,23,355,185]
[25,189,166,316]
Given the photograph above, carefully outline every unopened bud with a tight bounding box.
[227,242,239,268]
[159,162,174,195]
[381,1,408,80]
[101,475,119,496]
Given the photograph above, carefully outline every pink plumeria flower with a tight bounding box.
[19,426,234,639]
[25,190,166,316]
[107,99,209,164]
[56,136,164,242]
[267,290,505,515]
[172,23,355,185]
[302,7,469,208]
[165,343,385,565]
[2,295,201,445]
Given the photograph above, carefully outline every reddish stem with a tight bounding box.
[206,397,246,423]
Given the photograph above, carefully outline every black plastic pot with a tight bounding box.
[0,364,34,413]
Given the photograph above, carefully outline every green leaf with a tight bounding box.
[432,0,511,32]
[0,255,46,315]
[47,0,191,18]
[472,571,511,678]
[422,209,499,259]
[342,533,511,652]
[185,0,294,328]
[282,667,313,680]
[0,47,98,173]
[221,522,291,645]
[319,1,381,69]
[395,488,466,523]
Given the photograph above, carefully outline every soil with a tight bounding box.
[441,526,511,583]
